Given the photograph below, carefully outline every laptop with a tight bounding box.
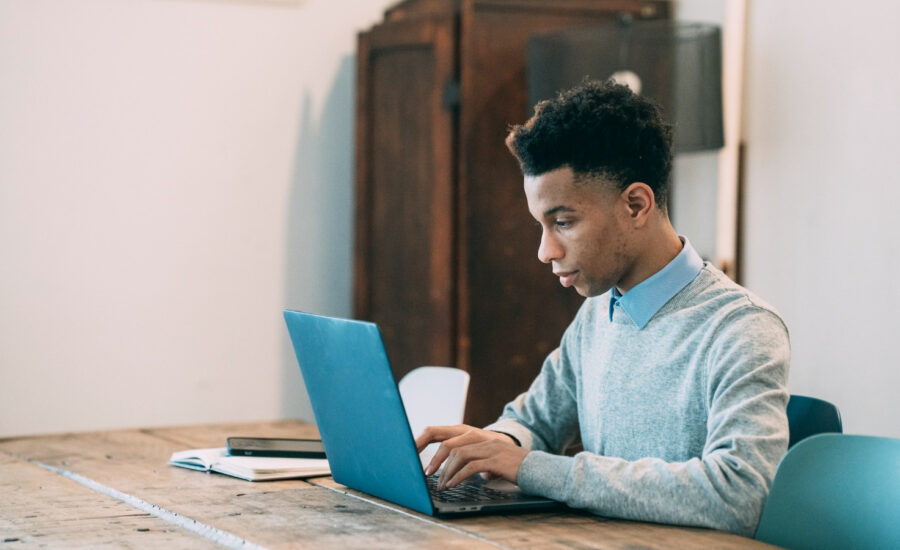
[283,310,562,516]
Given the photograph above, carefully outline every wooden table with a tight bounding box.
[0,420,778,549]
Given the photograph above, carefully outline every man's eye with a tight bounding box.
[555,220,572,228]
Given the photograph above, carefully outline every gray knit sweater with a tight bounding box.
[486,264,790,536]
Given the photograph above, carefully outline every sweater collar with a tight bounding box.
[608,237,704,329]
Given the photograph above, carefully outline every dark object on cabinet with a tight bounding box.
[354,0,671,427]
[527,20,723,153]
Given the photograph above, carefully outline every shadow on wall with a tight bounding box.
[281,54,356,421]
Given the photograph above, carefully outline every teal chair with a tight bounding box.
[755,433,900,550]
[786,394,842,448]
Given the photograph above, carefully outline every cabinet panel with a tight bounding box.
[355,20,456,380]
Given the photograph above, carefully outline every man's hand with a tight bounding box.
[414,425,529,490]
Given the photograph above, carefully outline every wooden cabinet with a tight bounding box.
[355,0,671,427]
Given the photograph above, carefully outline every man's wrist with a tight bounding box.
[488,430,522,447]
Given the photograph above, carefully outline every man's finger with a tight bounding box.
[414,424,467,452]
[445,458,492,489]
[414,426,445,452]
[436,445,473,489]
[424,430,480,476]
[435,438,498,488]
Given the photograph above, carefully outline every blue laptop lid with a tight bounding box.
[283,310,434,515]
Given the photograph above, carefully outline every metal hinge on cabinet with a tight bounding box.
[442,80,460,111]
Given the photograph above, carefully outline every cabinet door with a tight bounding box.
[355,17,456,381]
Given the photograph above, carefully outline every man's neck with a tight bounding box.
[616,222,684,294]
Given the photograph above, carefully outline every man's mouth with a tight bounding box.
[554,270,579,288]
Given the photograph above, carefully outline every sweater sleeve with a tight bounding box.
[483,307,585,455]
[515,306,790,537]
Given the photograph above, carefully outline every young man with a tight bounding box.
[415,80,790,536]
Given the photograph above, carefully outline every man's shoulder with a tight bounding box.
[570,266,787,337]
[675,263,788,334]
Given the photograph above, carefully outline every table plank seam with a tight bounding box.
[310,480,513,550]
[30,460,268,550]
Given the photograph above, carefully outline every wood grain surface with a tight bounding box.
[0,420,778,549]
[311,477,778,550]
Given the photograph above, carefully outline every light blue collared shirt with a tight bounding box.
[608,237,704,329]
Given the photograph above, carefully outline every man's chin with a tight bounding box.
[572,284,595,298]
[574,281,609,298]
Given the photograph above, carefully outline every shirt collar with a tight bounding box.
[608,236,704,329]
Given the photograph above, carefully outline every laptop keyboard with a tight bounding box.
[426,475,521,503]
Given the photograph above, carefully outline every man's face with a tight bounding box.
[524,166,634,297]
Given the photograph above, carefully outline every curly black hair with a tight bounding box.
[505,79,673,211]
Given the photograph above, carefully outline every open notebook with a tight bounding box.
[168,447,330,481]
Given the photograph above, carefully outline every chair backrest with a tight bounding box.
[398,366,470,465]
[755,433,900,550]
[787,394,842,448]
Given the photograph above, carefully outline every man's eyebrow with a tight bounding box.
[543,205,576,217]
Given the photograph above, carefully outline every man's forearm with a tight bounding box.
[517,448,775,536]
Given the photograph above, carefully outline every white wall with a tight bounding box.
[4,0,897,441]
[742,1,900,437]
[0,0,392,437]
[670,1,726,263]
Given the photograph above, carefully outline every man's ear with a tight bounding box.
[620,182,655,227]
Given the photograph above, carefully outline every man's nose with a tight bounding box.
[537,230,563,264]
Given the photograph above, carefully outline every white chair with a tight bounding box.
[398,366,470,466]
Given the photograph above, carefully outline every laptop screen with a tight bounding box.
[283,310,434,515]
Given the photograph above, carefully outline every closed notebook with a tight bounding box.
[168,448,330,481]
